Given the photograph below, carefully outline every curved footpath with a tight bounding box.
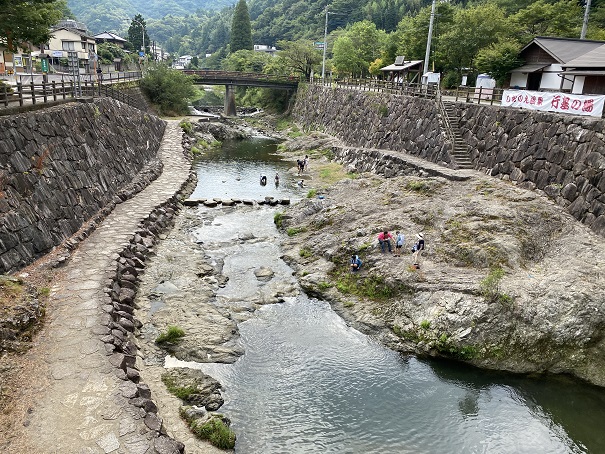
[2,120,194,453]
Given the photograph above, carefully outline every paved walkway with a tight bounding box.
[9,120,190,453]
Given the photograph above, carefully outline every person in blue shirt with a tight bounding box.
[350,254,362,272]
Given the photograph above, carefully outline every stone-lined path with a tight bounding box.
[4,121,195,453]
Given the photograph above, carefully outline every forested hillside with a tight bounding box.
[66,0,232,34]
[64,0,605,89]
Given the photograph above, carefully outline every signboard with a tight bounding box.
[314,42,324,49]
[52,50,63,57]
[502,89,605,118]
[41,58,49,72]
[13,56,23,67]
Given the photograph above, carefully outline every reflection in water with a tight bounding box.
[174,137,605,454]
[190,137,304,201]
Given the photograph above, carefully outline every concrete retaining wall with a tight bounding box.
[0,98,166,274]
[293,85,605,236]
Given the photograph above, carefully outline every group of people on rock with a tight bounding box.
[350,230,425,272]
[297,155,309,175]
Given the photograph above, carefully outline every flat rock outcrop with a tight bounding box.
[278,166,605,386]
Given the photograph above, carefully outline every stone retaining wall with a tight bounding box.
[293,85,605,237]
[293,84,452,166]
[0,98,166,274]
[455,102,605,236]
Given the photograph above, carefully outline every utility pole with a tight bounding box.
[322,7,329,80]
[321,7,344,80]
[581,0,592,39]
[423,0,437,77]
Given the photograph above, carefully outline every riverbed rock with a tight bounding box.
[254,266,275,281]
[161,368,224,411]
[278,170,605,387]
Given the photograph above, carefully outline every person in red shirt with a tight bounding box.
[377,230,394,253]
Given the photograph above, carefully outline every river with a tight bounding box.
[164,137,605,453]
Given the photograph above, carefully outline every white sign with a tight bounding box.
[52,50,63,57]
[502,89,605,118]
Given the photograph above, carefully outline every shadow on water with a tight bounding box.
[426,358,605,453]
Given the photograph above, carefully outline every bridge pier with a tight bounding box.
[225,84,237,116]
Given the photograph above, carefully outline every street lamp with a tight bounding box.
[321,8,344,80]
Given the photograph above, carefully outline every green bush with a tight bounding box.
[155,326,185,344]
[179,120,193,135]
[273,212,284,228]
[480,267,512,305]
[140,63,196,115]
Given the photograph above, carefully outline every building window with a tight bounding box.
[62,41,75,51]
[81,41,86,50]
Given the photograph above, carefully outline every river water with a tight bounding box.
[168,138,605,453]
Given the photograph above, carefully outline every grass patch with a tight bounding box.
[299,247,313,258]
[316,162,350,185]
[180,409,236,450]
[318,281,332,290]
[191,146,202,155]
[343,301,355,308]
[155,326,185,344]
[274,212,284,228]
[306,189,317,198]
[420,320,431,330]
[335,273,410,301]
[161,374,198,400]
[405,180,432,194]
[287,227,307,236]
[318,148,335,160]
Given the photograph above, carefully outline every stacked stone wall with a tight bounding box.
[293,85,605,237]
[455,103,605,236]
[0,98,166,274]
[293,85,452,166]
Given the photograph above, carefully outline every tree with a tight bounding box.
[221,49,271,72]
[438,3,510,73]
[475,40,523,86]
[0,0,65,52]
[140,63,195,115]
[230,0,253,53]
[128,14,150,54]
[275,40,321,80]
[511,0,582,42]
[395,2,455,63]
[332,20,387,77]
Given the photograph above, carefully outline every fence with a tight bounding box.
[311,77,508,105]
[311,77,440,99]
[0,72,144,110]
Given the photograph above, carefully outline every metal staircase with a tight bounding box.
[437,97,474,170]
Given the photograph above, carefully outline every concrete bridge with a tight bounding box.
[182,70,299,116]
